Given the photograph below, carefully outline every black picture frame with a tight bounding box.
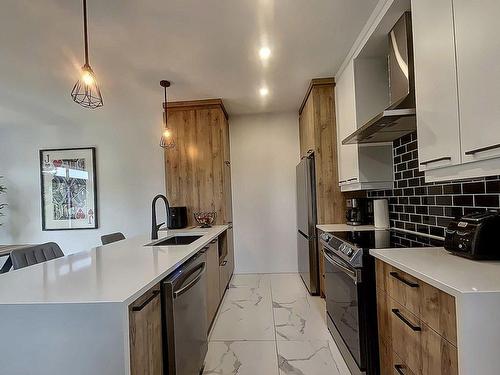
[39,147,98,231]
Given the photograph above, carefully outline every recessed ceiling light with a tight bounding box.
[259,87,269,97]
[259,47,271,60]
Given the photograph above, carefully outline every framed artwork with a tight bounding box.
[39,147,98,230]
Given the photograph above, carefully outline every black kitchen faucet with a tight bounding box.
[151,194,170,240]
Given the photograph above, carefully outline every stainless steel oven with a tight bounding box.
[320,231,379,375]
[324,248,364,369]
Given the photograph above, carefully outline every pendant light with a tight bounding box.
[71,0,103,109]
[160,80,175,149]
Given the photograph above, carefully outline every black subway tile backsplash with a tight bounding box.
[415,206,428,215]
[428,206,444,216]
[436,196,452,206]
[475,195,500,207]
[427,185,443,195]
[443,184,462,195]
[463,181,485,194]
[453,195,473,206]
[486,180,500,193]
[368,132,500,238]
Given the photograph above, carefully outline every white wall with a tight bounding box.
[0,2,166,253]
[230,112,300,273]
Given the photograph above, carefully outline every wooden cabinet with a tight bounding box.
[412,0,461,171]
[298,78,346,295]
[165,99,233,227]
[219,228,234,296]
[205,240,220,328]
[453,0,500,164]
[129,285,163,375]
[335,63,393,191]
[376,260,458,375]
[379,336,416,375]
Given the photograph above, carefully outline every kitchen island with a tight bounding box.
[371,247,500,375]
[0,225,228,375]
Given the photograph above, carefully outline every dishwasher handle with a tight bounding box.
[173,262,206,299]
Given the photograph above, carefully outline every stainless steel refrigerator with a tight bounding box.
[296,152,319,295]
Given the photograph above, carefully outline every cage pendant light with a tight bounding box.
[160,80,175,149]
[71,0,103,109]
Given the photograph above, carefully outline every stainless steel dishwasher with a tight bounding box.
[162,250,208,375]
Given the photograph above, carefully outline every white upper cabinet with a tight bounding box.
[336,60,394,191]
[411,0,461,171]
[336,60,360,185]
[454,0,500,163]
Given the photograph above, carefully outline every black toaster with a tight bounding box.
[444,212,500,260]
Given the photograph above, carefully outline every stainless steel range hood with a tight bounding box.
[343,12,416,145]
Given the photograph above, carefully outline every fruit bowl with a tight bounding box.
[193,211,217,228]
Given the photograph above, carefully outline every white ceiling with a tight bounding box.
[0,0,379,116]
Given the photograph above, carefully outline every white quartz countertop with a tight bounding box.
[316,224,380,232]
[0,225,228,305]
[370,247,500,296]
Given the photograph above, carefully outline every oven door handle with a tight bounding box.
[324,251,359,283]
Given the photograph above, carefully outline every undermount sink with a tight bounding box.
[145,235,202,246]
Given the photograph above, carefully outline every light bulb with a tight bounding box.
[163,128,172,138]
[82,70,95,86]
[259,47,271,60]
[259,87,269,97]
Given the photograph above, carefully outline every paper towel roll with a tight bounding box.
[374,199,390,229]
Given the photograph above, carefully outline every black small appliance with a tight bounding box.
[168,207,188,229]
[346,198,373,226]
[444,211,500,260]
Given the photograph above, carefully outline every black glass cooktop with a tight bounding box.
[332,229,443,249]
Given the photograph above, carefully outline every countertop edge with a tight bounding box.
[0,225,229,307]
[118,224,229,306]
[316,224,379,232]
[369,248,461,297]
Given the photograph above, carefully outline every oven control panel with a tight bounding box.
[320,234,363,267]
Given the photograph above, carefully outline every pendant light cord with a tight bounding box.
[163,86,168,125]
[83,0,89,66]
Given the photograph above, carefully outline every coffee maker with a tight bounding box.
[346,198,373,226]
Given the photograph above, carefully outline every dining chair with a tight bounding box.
[10,242,64,270]
[101,232,125,245]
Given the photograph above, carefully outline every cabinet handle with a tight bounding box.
[339,180,347,184]
[390,272,419,288]
[465,143,500,155]
[131,290,160,312]
[419,156,451,165]
[210,239,218,244]
[394,364,407,375]
[199,246,210,253]
[392,309,421,331]
[221,260,227,266]
[347,177,358,182]
[224,160,231,166]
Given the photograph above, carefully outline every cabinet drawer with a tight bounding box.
[377,261,457,345]
[379,337,416,375]
[129,285,163,375]
[390,299,458,375]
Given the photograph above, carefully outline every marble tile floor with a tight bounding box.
[204,273,352,375]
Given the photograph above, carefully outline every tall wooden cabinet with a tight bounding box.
[299,78,346,296]
[164,99,233,228]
